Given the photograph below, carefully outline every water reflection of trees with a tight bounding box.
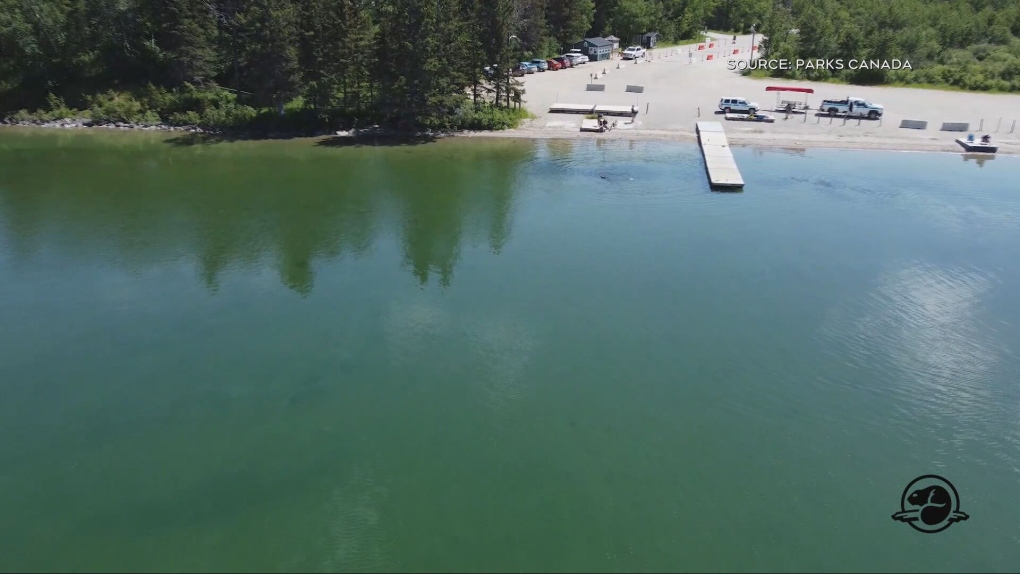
[383,143,523,287]
[0,136,532,295]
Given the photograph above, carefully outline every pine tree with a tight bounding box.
[157,0,220,85]
[237,0,301,113]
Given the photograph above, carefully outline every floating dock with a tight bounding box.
[548,104,636,116]
[549,103,595,114]
[955,138,997,153]
[696,122,744,189]
[593,105,636,117]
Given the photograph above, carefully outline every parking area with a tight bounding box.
[508,33,1020,153]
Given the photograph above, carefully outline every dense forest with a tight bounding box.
[1,0,1017,133]
[0,0,724,132]
[758,0,1020,91]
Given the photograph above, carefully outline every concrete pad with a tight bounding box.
[899,119,928,129]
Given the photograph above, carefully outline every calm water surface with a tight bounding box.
[1,130,1018,572]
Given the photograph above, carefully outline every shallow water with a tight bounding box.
[1,130,1018,572]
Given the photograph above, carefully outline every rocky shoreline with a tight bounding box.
[0,116,212,133]
[0,116,456,141]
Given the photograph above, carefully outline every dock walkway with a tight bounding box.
[696,122,744,189]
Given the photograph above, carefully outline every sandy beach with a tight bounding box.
[475,33,1020,156]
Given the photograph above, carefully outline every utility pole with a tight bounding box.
[749,24,757,62]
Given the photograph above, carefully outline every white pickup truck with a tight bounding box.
[819,97,884,118]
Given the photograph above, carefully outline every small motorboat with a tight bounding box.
[956,134,997,153]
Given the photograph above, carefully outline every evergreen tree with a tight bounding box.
[157,0,220,85]
[237,0,301,113]
[546,0,595,46]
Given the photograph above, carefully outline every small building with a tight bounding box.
[604,35,621,55]
[640,31,660,49]
[571,37,613,61]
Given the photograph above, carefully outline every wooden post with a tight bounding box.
[979,119,983,130]
[996,117,1002,132]
[697,107,700,117]
[1011,120,1016,134]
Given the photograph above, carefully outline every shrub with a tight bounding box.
[86,91,145,123]
[455,104,533,131]
[43,93,78,120]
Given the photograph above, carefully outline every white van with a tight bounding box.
[718,97,759,113]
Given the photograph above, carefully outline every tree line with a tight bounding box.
[757,0,1020,91]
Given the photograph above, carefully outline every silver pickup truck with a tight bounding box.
[819,97,883,118]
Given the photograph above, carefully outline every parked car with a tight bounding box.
[553,56,573,68]
[621,46,646,60]
[546,58,562,70]
[718,96,759,114]
[820,97,884,118]
[564,52,588,65]
[518,61,537,74]
[529,59,548,71]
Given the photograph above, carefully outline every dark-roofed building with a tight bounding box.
[571,37,613,61]
[640,31,660,49]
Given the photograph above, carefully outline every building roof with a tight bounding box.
[604,35,620,41]
[585,36,613,47]
[643,31,660,38]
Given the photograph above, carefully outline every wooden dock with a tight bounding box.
[593,105,636,117]
[548,103,637,116]
[549,103,595,114]
[696,122,744,189]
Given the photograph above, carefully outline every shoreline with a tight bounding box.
[2,122,1016,157]
[460,125,1019,156]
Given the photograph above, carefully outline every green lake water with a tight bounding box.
[1,129,1018,572]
